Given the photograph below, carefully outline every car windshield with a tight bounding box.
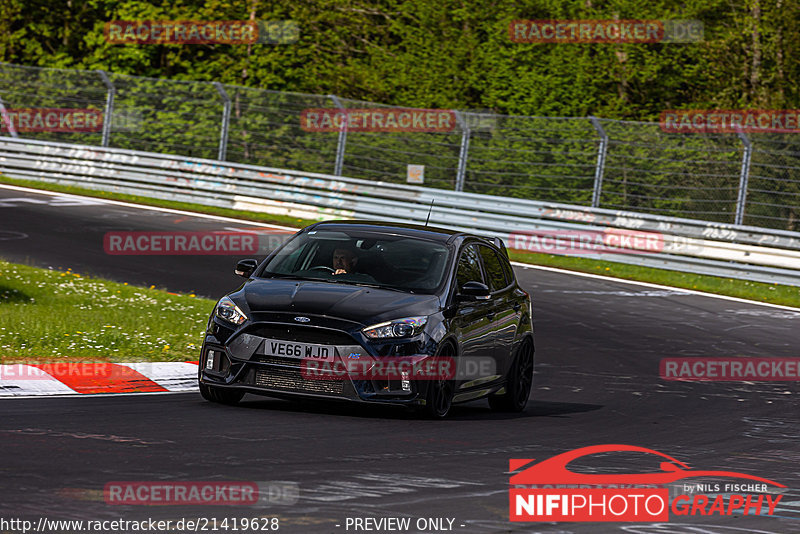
[260,228,451,294]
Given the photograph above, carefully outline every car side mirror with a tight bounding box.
[458,281,491,300]
[234,259,258,278]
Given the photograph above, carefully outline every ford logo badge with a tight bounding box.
[294,316,311,323]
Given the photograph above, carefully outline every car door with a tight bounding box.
[451,243,498,390]
[477,244,518,378]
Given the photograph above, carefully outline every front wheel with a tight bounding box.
[199,382,244,405]
[489,338,533,412]
[420,343,456,419]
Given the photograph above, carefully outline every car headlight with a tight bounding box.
[362,316,427,339]
[215,296,248,326]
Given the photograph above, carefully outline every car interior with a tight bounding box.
[301,237,450,291]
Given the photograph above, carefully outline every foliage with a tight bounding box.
[4,0,799,116]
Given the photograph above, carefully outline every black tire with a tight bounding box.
[489,338,533,412]
[199,382,244,405]
[420,343,457,419]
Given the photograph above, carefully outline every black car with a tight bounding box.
[198,220,534,418]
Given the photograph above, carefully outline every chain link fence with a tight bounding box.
[2,62,799,231]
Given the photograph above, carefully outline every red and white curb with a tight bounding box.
[0,362,199,397]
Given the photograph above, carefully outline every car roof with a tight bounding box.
[308,220,467,243]
[307,220,509,254]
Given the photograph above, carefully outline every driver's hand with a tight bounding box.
[334,269,347,275]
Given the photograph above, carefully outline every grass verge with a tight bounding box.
[3,175,798,309]
[0,260,216,362]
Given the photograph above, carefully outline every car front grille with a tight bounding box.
[236,323,365,397]
[244,324,355,345]
[253,367,344,395]
[254,355,302,367]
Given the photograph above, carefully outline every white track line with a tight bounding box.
[3,182,798,311]
[513,262,800,311]
[0,362,200,397]
[0,390,197,400]
[0,364,76,396]
[120,362,198,391]
[0,183,296,231]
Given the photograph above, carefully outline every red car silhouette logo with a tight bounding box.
[510,444,785,487]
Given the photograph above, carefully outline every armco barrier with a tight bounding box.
[2,135,800,286]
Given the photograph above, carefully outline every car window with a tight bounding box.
[479,245,510,291]
[260,229,451,294]
[456,244,484,289]
[500,254,515,285]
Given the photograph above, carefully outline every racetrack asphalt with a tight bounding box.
[1,185,799,533]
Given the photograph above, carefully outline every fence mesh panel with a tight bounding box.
[748,133,800,231]
[0,63,107,146]
[224,87,336,174]
[334,97,463,190]
[598,119,743,224]
[107,73,222,159]
[465,115,598,204]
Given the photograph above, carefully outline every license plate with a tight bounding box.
[261,338,334,360]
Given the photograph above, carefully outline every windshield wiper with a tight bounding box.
[260,272,316,282]
[261,273,415,293]
[334,280,413,293]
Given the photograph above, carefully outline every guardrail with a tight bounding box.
[2,135,800,287]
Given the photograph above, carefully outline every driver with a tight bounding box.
[332,246,359,275]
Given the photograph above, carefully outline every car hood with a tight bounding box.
[241,278,442,325]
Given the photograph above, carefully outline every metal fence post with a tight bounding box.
[97,71,115,147]
[0,96,19,138]
[589,116,608,208]
[454,111,471,192]
[213,82,232,161]
[329,95,347,176]
[735,131,752,225]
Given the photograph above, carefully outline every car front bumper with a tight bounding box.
[199,316,440,406]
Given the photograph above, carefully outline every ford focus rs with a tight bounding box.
[198,220,534,418]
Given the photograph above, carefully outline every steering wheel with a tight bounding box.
[309,265,336,273]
